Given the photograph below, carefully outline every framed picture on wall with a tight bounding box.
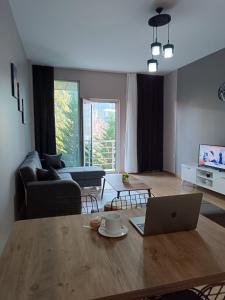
[10,63,18,99]
[21,98,26,124]
[17,82,22,111]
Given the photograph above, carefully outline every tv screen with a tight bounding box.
[199,144,225,170]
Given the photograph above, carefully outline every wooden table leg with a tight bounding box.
[101,178,106,200]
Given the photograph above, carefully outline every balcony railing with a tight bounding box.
[84,139,116,171]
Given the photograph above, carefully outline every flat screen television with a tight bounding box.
[198,144,225,171]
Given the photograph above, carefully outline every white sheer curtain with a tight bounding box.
[124,73,138,173]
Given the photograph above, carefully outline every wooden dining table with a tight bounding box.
[1,208,225,300]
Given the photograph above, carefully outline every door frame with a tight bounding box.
[82,98,120,172]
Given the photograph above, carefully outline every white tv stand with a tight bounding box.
[181,164,225,195]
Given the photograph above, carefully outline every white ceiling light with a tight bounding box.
[151,42,162,56]
[163,43,174,58]
[147,58,158,72]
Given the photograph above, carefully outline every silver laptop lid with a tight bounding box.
[144,193,202,235]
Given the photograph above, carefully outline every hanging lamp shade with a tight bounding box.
[151,41,162,56]
[163,43,174,58]
[147,58,158,72]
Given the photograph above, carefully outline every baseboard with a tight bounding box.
[163,170,177,176]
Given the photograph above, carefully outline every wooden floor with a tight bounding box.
[83,172,225,212]
[133,172,225,210]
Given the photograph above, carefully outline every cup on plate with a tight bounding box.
[101,213,122,235]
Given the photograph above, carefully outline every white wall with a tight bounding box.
[54,68,127,171]
[163,71,177,174]
[176,48,225,175]
[0,0,34,252]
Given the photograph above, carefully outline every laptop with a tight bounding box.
[129,193,203,236]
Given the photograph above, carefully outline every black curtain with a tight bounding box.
[137,74,164,172]
[32,65,56,157]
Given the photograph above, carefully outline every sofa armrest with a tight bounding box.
[27,179,81,196]
[26,180,81,218]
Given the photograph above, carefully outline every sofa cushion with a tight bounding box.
[43,153,62,169]
[58,172,73,181]
[57,166,105,180]
[37,168,61,181]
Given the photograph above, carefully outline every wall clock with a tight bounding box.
[218,82,225,102]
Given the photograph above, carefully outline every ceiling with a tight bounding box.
[9,0,225,73]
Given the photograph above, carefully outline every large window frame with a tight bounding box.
[54,81,120,170]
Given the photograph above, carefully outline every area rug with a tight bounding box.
[200,200,225,228]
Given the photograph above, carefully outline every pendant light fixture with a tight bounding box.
[147,7,174,72]
[151,27,161,56]
[163,23,174,58]
[147,58,158,72]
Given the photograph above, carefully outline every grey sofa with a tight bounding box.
[19,151,105,219]
[20,151,82,219]
[57,166,105,187]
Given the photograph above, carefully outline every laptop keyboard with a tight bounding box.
[137,224,145,232]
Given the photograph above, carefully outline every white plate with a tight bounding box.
[98,225,128,238]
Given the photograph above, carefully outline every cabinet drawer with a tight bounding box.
[181,165,196,184]
[214,174,225,194]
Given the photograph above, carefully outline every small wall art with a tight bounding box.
[21,98,26,124]
[10,63,18,99]
[17,82,22,111]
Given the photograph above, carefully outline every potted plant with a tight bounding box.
[122,172,129,183]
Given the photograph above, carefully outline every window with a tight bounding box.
[54,80,81,167]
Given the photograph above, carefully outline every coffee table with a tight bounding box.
[101,174,151,199]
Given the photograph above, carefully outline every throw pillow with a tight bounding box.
[43,153,62,169]
[36,167,60,181]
